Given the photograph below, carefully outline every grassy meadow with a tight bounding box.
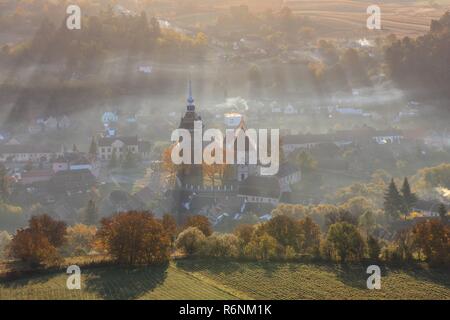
[0,260,449,300]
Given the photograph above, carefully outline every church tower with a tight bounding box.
[179,80,202,132]
[177,80,203,186]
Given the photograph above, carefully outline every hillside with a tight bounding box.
[0,260,449,300]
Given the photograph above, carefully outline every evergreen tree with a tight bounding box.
[400,177,418,218]
[88,137,97,157]
[109,149,117,168]
[83,199,98,225]
[438,203,448,224]
[384,179,403,220]
[0,164,9,201]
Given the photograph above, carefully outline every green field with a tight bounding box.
[0,260,449,300]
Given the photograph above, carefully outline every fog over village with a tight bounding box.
[0,0,448,301]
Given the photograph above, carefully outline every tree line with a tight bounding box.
[1,9,208,68]
[2,207,448,268]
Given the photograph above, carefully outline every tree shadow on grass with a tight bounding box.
[176,258,284,278]
[333,264,371,289]
[323,262,393,290]
[325,261,450,291]
[84,263,169,300]
[175,258,242,275]
[392,265,450,290]
[0,272,57,288]
[257,261,283,277]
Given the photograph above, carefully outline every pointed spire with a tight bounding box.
[187,78,195,111]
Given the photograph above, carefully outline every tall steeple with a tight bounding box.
[179,77,201,132]
[187,79,195,111]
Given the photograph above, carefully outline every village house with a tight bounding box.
[335,107,364,116]
[48,169,96,196]
[97,136,151,161]
[282,127,404,154]
[412,200,445,217]
[0,144,61,162]
[33,116,71,131]
[20,169,54,185]
[284,103,298,115]
[52,154,101,177]
[238,176,281,208]
[276,163,302,193]
[101,111,119,124]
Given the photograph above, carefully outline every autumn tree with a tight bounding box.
[324,209,357,230]
[175,227,206,255]
[9,215,67,266]
[244,232,278,260]
[326,222,365,262]
[161,145,181,185]
[234,224,255,246]
[62,224,97,256]
[340,196,375,218]
[201,233,239,258]
[29,215,67,248]
[10,230,58,266]
[184,215,212,236]
[271,203,308,220]
[97,211,171,265]
[265,215,299,249]
[394,229,415,261]
[202,162,228,188]
[411,219,449,265]
[297,216,321,255]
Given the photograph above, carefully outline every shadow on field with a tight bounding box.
[333,264,370,289]
[0,272,56,288]
[257,262,283,277]
[84,263,169,300]
[329,263,392,290]
[175,259,242,275]
[175,259,284,278]
[400,266,450,290]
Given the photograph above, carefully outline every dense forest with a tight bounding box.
[0,8,208,68]
[385,12,450,100]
